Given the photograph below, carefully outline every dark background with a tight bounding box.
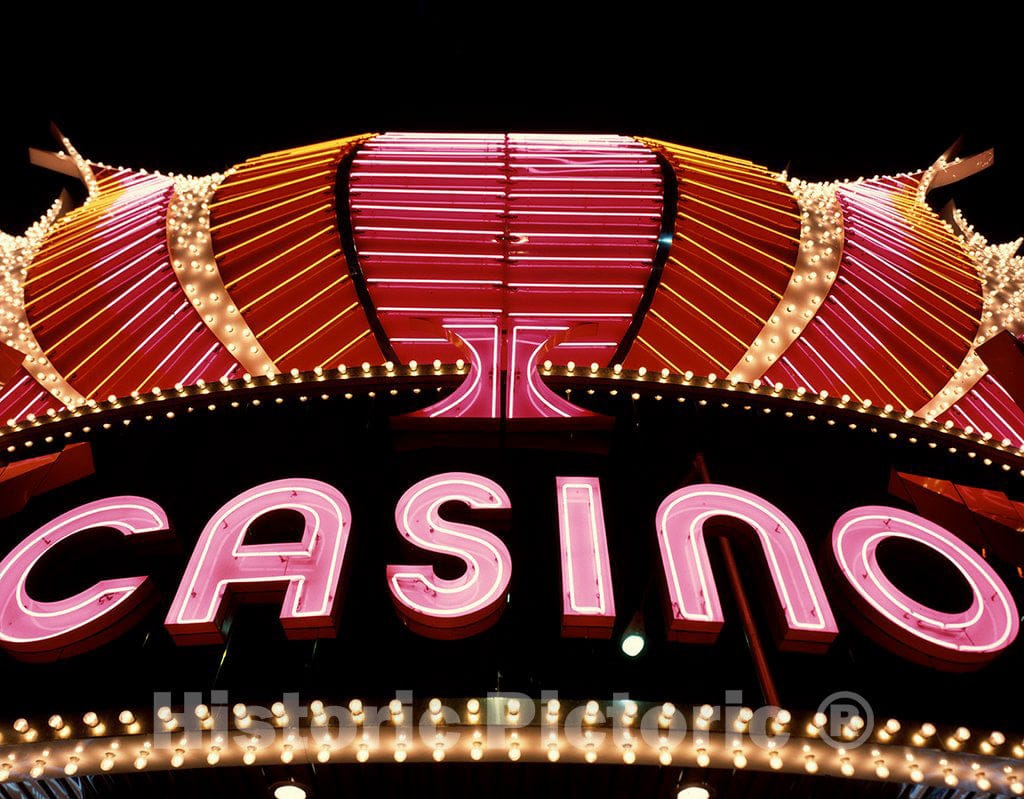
[2,4,1022,241]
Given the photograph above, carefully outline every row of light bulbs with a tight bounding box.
[0,699,1019,792]
[0,360,1020,475]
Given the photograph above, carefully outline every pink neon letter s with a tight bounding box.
[165,478,351,644]
[656,483,838,651]
[833,505,1019,669]
[387,472,512,638]
[557,477,616,637]
[0,497,168,661]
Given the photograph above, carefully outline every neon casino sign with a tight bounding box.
[0,472,1015,670]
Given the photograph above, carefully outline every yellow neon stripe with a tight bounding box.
[660,281,749,348]
[209,186,329,232]
[210,162,336,195]
[680,177,799,220]
[675,235,784,300]
[258,275,349,338]
[239,251,339,313]
[318,329,374,369]
[635,335,684,374]
[678,211,796,273]
[684,196,800,244]
[215,204,331,259]
[277,302,361,362]
[666,255,768,322]
[648,308,728,372]
[224,228,336,288]
[678,162,797,204]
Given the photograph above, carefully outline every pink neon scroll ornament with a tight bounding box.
[557,477,616,637]
[0,497,168,661]
[165,479,351,644]
[387,472,512,638]
[656,483,838,651]
[406,323,500,419]
[507,325,596,419]
[832,506,1019,669]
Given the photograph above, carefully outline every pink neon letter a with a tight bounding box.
[0,497,168,662]
[165,478,351,644]
[656,483,838,651]
[387,472,512,639]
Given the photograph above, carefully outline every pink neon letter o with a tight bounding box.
[832,505,1019,669]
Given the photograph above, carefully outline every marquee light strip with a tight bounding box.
[729,181,844,382]
[167,175,278,376]
[0,698,1018,793]
[1,363,1023,472]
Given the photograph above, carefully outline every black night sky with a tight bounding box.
[2,6,1022,242]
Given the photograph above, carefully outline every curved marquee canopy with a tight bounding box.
[1,132,1020,450]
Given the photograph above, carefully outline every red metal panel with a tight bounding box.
[210,137,384,369]
[624,140,800,374]
[24,171,237,400]
[768,176,981,412]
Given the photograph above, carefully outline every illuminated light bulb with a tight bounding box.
[543,359,552,371]
[317,745,331,763]
[990,731,1006,746]
[875,760,889,779]
[508,744,521,762]
[64,757,79,776]
[977,774,992,791]
[659,703,676,727]
[583,749,597,764]
[584,700,600,724]
[955,726,970,742]
[547,699,560,722]
[506,698,520,722]
[310,700,325,717]
[623,748,636,765]
[271,702,289,726]
[884,718,900,735]
[456,359,466,370]
[356,747,370,763]
[194,704,210,721]
[280,745,294,764]
[945,736,960,750]
[622,701,638,725]
[134,755,148,770]
[243,748,256,766]
[1012,777,1024,796]
[732,750,746,768]
[101,753,115,772]
[0,764,9,781]
[12,719,28,734]
[466,698,481,723]
[696,748,711,768]
[908,764,923,782]
[840,759,854,777]
[361,362,371,373]
[171,749,185,768]
[769,751,783,770]
[48,715,64,730]
[657,748,672,766]
[470,743,484,761]
[804,755,818,773]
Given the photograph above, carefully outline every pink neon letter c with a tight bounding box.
[832,505,1019,669]
[0,496,168,661]
[387,472,512,638]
